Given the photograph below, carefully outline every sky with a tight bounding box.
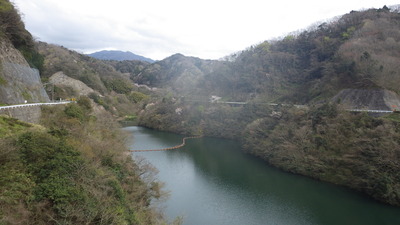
[11,0,400,60]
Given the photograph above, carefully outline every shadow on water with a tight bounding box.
[124,126,400,225]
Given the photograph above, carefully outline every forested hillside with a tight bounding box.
[128,6,400,135]
[121,6,400,206]
[119,6,400,104]
[88,50,154,63]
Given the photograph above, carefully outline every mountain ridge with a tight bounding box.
[87,50,154,63]
[117,6,400,105]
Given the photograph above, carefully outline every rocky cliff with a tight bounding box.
[332,89,400,111]
[49,71,99,97]
[0,39,49,105]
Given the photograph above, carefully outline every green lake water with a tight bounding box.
[124,126,400,225]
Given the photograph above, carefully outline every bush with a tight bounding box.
[128,91,149,103]
[17,131,86,215]
[104,78,133,94]
[64,103,85,121]
[77,96,92,111]
[311,103,338,128]
[19,46,45,72]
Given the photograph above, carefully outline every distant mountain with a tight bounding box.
[88,50,154,63]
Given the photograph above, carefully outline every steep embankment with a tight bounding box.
[49,71,100,97]
[0,0,48,122]
[0,0,49,105]
[0,37,49,105]
[332,89,400,110]
[48,71,109,116]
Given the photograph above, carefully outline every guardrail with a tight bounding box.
[0,101,73,110]
[346,109,394,113]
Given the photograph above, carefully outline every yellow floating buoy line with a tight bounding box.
[129,136,203,152]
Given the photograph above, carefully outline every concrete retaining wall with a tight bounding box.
[0,105,41,123]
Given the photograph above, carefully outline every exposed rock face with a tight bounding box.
[0,39,49,104]
[49,71,110,118]
[332,89,400,111]
[49,71,98,96]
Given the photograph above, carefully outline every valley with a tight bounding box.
[1,1,400,224]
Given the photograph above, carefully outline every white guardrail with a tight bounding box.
[0,101,73,110]
[346,109,394,113]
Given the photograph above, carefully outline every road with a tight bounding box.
[0,101,73,110]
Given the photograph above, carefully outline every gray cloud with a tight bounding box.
[13,0,400,60]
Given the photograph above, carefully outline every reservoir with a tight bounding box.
[124,126,400,225]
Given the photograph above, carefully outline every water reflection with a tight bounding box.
[124,126,400,225]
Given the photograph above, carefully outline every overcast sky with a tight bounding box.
[12,0,399,60]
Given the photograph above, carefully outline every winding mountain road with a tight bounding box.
[188,99,395,113]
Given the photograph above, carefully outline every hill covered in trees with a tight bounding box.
[88,50,154,63]
[116,6,400,105]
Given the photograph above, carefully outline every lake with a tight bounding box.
[124,126,400,225]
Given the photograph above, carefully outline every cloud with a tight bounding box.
[12,0,400,60]
[14,0,193,59]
